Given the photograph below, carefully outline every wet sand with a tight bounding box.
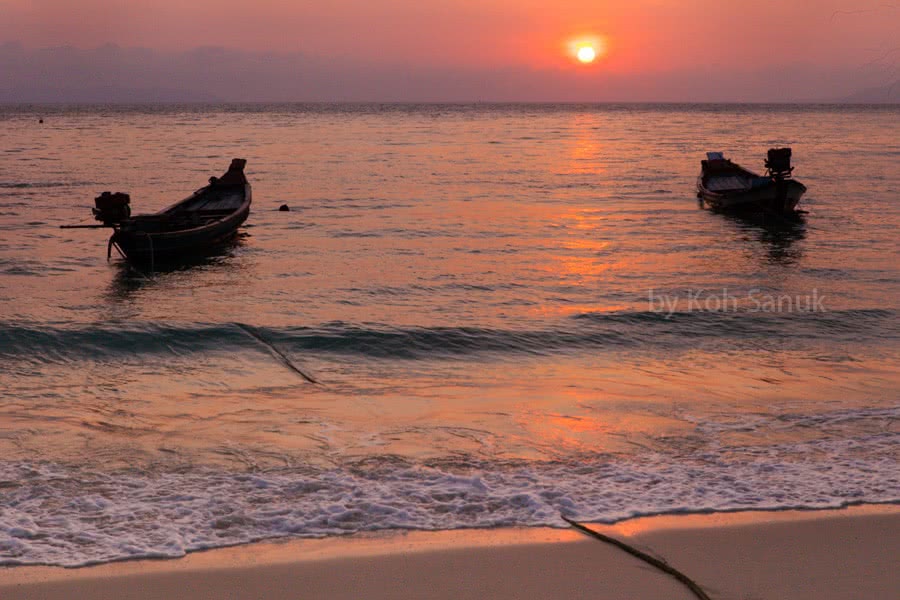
[1,505,897,600]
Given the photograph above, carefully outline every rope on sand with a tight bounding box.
[236,323,321,385]
[561,516,712,600]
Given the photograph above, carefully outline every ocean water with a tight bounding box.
[0,103,898,567]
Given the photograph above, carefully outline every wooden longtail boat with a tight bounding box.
[697,148,806,213]
[64,159,251,264]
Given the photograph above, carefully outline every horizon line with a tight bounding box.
[3,100,899,106]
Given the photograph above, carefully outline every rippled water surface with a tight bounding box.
[0,104,898,566]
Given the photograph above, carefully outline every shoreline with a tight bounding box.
[2,504,897,599]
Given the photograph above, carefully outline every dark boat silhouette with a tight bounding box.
[697,148,806,213]
[64,159,251,265]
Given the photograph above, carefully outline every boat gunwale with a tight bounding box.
[698,160,762,195]
[115,183,252,240]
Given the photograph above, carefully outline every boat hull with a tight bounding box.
[109,159,252,264]
[111,190,251,262]
[697,177,806,213]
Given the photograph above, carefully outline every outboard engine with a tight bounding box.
[92,191,131,224]
[765,148,793,179]
[765,148,794,211]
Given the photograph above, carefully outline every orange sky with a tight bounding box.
[2,0,897,69]
[1,0,898,101]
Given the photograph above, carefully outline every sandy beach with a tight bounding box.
[2,505,897,600]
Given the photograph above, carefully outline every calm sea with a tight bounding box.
[1,104,898,566]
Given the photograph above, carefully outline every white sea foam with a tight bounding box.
[1,432,897,567]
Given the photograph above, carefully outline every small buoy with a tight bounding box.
[39,119,44,124]
[278,204,290,212]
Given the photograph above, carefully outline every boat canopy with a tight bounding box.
[706,152,725,161]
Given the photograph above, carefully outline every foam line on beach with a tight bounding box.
[2,430,897,568]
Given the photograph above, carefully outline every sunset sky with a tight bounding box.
[1,0,898,101]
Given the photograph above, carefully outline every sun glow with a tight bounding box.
[577,46,596,63]
[568,36,606,65]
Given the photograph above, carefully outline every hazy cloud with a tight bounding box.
[0,42,896,103]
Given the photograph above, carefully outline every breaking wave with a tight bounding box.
[0,308,896,365]
[2,419,897,567]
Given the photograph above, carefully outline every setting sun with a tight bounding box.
[567,35,606,66]
[577,46,596,64]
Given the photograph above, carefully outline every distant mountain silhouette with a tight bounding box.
[0,84,222,104]
[2,42,898,104]
[841,81,900,104]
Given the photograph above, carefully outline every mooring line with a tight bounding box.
[236,323,320,385]
[561,516,712,600]
[110,239,154,282]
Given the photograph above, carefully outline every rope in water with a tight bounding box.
[109,237,154,282]
[236,323,320,385]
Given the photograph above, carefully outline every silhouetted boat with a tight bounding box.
[64,159,251,264]
[697,148,806,213]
